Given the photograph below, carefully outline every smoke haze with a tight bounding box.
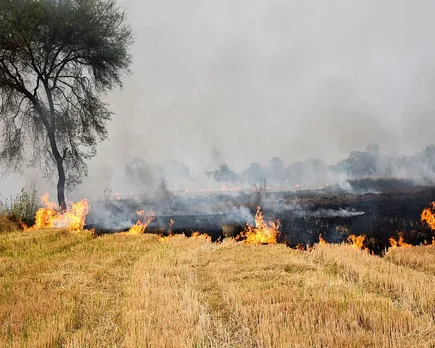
[3,0,435,197]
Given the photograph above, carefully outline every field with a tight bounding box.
[2,229,435,347]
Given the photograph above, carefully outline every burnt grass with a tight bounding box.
[275,187,435,254]
[86,185,435,255]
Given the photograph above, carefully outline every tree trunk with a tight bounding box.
[34,89,67,210]
[56,158,67,211]
[47,130,67,211]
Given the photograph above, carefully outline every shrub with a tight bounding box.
[0,183,38,229]
[0,213,18,233]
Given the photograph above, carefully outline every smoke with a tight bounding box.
[304,209,365,218]
[3,0,435,198]
[84,0,435,196]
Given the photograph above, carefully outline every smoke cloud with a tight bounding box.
[3,0,435,198]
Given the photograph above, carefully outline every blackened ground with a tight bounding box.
[270,186,435,253]
[86,186,435,253]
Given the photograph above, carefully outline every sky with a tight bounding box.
[3,0,435,196]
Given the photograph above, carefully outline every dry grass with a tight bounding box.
[385,245,435,275]
[1,230,435,347]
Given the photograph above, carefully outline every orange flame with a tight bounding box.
[347,234,366,250]
[421,201,435,230]
[127,210,155,235]
[32,193,89,232]
[157,219,175,242]
[242,207,280,245]
[389,232,411,248]
[318,234,327,245]
[191,231,211,240]
[158,235,172,242]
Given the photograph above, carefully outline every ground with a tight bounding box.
[1,229,435,347]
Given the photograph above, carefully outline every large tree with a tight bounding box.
[0,0,132,209]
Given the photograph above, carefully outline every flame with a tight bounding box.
[421,201,435,230]
[347,234,366,250]
[389,232,411,248]
[318,234,327,245]
[156,219,176,242]
[158,235,172,242]
[127,210,155,235]
[242,207,280,245]
[190,231,211,240]
[32,193,89,232]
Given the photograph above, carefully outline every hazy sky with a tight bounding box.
[3,0,435,195]
[100,0,435,169]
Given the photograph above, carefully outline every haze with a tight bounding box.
[2,0,435,197]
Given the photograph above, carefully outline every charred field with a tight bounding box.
[86,184,435,254]
[3,183,435,347]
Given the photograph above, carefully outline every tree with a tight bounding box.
[211,163,237,183]
[125,158,155,188]
[243,162,264,186]
[266,157,285,183]
[345,151,376,178]
[0,0,132,209]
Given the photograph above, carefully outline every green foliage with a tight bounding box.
[0,183,39,229]
[0,0,133,205]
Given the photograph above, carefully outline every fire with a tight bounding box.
[242,207,280,245]
[191,231,211,240]
[158,235,172,242]
[127,210,155,235]
[421,201,435,230]
[157,219,175,242]
[389,232,411,248]
[318,234,327,245]
[347,234,366,250]
[32,193,89,232]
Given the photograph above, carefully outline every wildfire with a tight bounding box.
[157,219,175,242]
[318,234,327,245]
[32,193,89,232]
[421,201,435,230]
[127,210,155,235]
[158,235,172,242]
[191,231,211,240]
[241,207,280,245]
[389,232,411,248]
[347,234,366,250]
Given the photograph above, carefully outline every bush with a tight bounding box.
[0,214,19,233]
[0,183,39,229]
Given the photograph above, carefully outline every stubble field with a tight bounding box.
[1,229,435,347]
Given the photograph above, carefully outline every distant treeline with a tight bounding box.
[124,144,435,188]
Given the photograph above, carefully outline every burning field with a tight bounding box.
[2,228,435,347]
[2,186,435,346]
